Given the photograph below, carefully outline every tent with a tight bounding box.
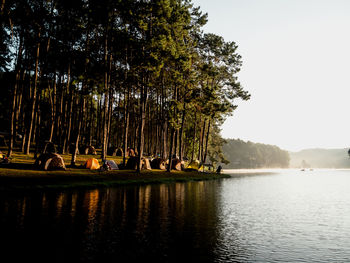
[126,148,136,157]
[84,158,100,170]
[43,141,57,154]
[185,160,201,171]
[106,160,119,170]
[151,158,166,170]
[83,146,97,155]
[115,148,123,156]
[125,156,152,170]
[200,163,214,172]
[44,155,66,170]
[107,147,123,156]
[171,158,182,171]
[142,158,152,170]
[34,153,66,171]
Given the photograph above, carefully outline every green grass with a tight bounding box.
[0,150,230,190]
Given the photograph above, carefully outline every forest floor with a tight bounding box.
[0,150,229,191]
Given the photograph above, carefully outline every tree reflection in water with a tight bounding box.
[0,181,222,262]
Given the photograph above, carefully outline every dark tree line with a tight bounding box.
[1,0,250,171]
[223,139,290,168]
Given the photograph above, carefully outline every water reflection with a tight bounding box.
[0,181,222,262]
[4,171,350,262]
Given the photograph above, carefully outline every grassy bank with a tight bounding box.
[0,151,230,190]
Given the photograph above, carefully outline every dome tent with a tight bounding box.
[142,158,152,170]
[150,158,166,170]
[185,160,201,171]
[84,158,100,170]
[80,145,97,155]
[125,156,152,170]
[34,153,66,171]
[107,147,123,156]
[171,158,183,171]
[105,159,119,170]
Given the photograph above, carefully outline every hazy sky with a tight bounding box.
[192,0,350,151]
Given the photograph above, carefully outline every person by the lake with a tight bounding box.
[216,165,222,174]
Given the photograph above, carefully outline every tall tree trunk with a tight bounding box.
[203,119,211,164]
[49,72,57,141]
[197,116,204,162]
[15,70,24,140]
[200,119,206,163]
[88,97,93,146]
[167,85,178,172]
[136,85,147,173]
[64,81,73,153]
[161,77,167,159]
[161,122,167,159]
[167,127,175,172]
[57,76,64,151]
[133,104,138,149]
[96,98,101,146]
[101,28,109,160]
[8,74,19,157]
[174,129,178,158]
[191,112,197,161]
[21,101,27,153]
[34,92,41,159]
[25,29,41,155]
[179,103,186,161]
[106,54,113,152]
[123,86,130,166]
[147,104,151,155]
[71,95,85,166]
[101,92,108,160]
[107,89,113,149]
[62,63,71,153]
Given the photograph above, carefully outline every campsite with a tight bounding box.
[0,146,228,190]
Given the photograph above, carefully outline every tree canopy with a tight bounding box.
[1,0,250,171]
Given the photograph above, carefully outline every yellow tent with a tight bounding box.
[186,160,201,170]
[84,158,100,170]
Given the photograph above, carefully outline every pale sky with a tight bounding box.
[192,0,350,152]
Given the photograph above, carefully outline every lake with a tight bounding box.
[1,169,350,262]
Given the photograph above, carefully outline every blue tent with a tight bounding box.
[106,160,119,170]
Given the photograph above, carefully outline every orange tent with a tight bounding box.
[84,158,100,170]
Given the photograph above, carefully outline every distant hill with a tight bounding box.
[222,139,290,169]
[289,148,350,168]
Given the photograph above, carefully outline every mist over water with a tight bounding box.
[1,170,350,262]
[219,169,350,262]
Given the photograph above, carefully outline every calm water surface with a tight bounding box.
[1,169,350,262]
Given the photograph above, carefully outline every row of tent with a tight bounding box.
[84,158,119,170]
[42,141,137,157]
[34,152,204,172]
[83,157,194,171]
[41,142,97,155]
[68,144,138,157]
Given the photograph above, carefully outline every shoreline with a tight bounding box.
[0,166,231,191]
